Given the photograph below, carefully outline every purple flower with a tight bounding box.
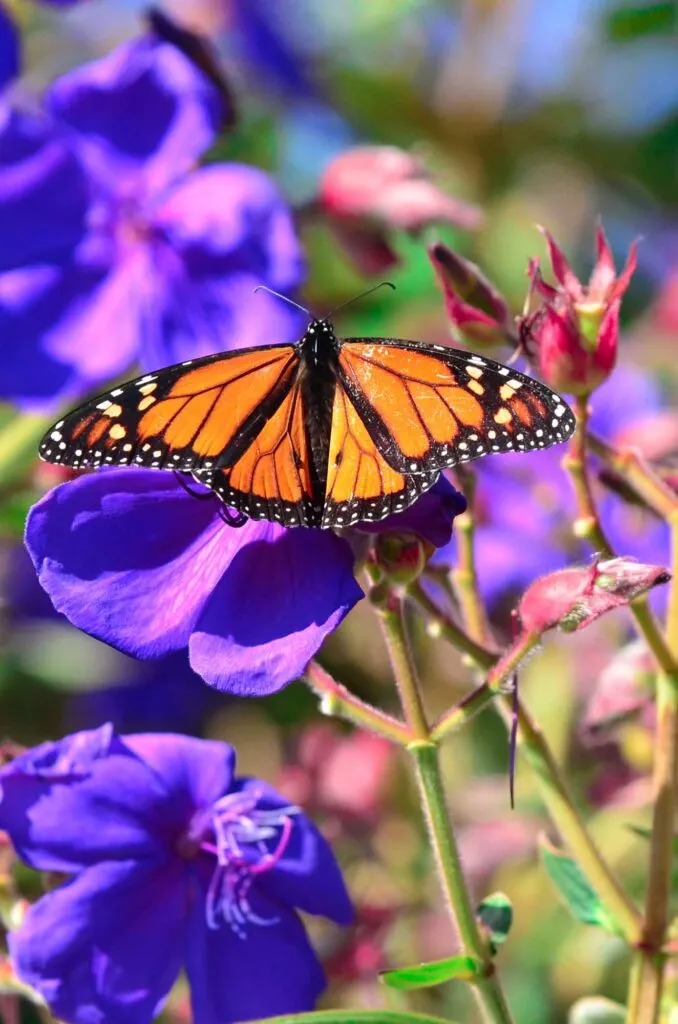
[25,469,464,694]
[434,363,670,602]
[0,725,352,1023]
[0,30,305,408]
[6,544,218,733]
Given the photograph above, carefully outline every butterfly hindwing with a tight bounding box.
[196,380,321,528]
[337,339,576,474]
[321,380,440,529]
[39,345,299,474]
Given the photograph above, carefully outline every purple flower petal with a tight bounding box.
[0,107,89,272]
[189,521,363,695]
[361,476,466,547]
[122,733,235,815]
[0,731,172,871]
[0,250,145,408]
[46,35,223,199]
[234,778,353,924]
[10,859,186,1024]
[25,470,233,659]
[186,871,326,1023]
[143,163,306,366]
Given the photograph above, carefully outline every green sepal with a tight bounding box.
[539,835,620,934]
[379,954,484,990]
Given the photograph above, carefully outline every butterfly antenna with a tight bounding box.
[253,285,310,315]
[325,281,396,319]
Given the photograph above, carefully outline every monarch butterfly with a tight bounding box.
[39,289,575,529]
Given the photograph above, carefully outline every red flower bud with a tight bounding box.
[518,558,670,636]
[318,146,482,275]
[428,242,516,349]
[520,225,637,395]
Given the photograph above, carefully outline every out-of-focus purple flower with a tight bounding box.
[318,146,482,275]
[0,6,19,91]
[434,364,671,603]
[0,30,305,408]
[26,470,464,694]
[0,726,353,1024]
[225,0,320,101]
[5,544,217,733]
[520,225,636,396]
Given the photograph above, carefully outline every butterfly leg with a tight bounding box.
[217,505,248,528]
[173,470,214,500]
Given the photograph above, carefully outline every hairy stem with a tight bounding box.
[376,593,514,1023]
[452,467,493,647]
[305,661,411,745]
[627,513,678,1024]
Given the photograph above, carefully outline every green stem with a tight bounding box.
[412,743,515,1024]
[627,515,678,1024]
[305,661,411,746]
[588,430,678,521]
[375,593,513,1023]
[410,578,494,669]
[419,589,641,944]
[452,467,493,647]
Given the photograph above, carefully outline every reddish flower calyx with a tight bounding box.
[373,531,430,585]
[428,242,516,349]
[518,558,670,636]
[520,225,637,395]
[318,146,482,275]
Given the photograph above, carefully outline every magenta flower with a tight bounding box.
[0,725,353,1023]
[25,469,464,694]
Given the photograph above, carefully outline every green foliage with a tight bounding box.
[606,1,677,40]
[245,1012,458,1024]
[568,996,627,1023]
[539,837,620,934]
[379,955,484,990]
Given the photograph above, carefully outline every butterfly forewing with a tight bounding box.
[39,345,299,474]
[337,339,576,474]
[321,382,440,529]
[196,380,321,528]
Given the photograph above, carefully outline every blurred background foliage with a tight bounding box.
[2,0,678,1021]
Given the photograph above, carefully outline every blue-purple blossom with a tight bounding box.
[0,725,353,1023]
[25,469,465,694]
[434,363,670,602]
[0,29,305,407]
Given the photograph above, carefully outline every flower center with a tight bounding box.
[190,790,299,939]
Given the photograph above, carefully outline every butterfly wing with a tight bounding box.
[336,339,575,474]
[195,379,320,528]
[39,344,300,474]
[321,380,440,529]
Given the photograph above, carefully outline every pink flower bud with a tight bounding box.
[428,242,516,349]
[581,641,655,740]
[518,559,670,636]
[318,146,482,275]
[520,226,637,395]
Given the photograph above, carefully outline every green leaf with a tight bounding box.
[628,824,678,852]
[568,996,627,1023]
[243,1012,459,1024]
[539,836,620,934]
[379,954,483,990]
[477,892,513,953]
[606,2,677,41]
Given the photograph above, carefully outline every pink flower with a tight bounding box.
[521,225,637,395]
[318,146,482,274]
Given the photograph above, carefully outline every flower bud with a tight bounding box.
[428,242,516,349]
[520,225,637,396]
[318,146,482,275]
[518,559,670,636]
[581,641,654,740]
[373,532,429,586]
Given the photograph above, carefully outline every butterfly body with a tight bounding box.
[40,318,576,529]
